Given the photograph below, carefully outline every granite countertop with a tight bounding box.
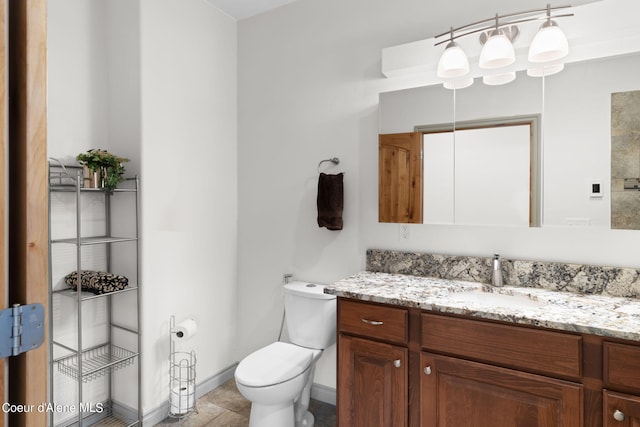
[324,271,640,342]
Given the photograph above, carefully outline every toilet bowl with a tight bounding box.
[234,281,336,427]
[235,342,322,427]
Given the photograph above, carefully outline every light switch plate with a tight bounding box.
[590,181,603,199]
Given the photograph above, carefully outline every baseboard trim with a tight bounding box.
[195,363,238,400]
[112,400,138,424]
[143,363,335,424]
[311,383,336,406]
[143,363,238,426]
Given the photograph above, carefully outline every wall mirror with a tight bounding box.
[379,52,640,229]
[418,117,539,227]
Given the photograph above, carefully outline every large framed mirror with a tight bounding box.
[379,52,640,229]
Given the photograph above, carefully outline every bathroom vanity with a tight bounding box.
[327,270,640,427]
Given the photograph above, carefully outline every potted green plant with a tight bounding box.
[76,149,129,190]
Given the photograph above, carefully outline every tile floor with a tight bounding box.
[155,379,337,427]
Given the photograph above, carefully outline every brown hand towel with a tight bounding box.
[317,172,344,230]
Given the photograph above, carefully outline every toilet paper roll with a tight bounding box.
[174,318,198,340]
[170,384,195,415]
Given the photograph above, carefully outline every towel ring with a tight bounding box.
[318,157,340,172]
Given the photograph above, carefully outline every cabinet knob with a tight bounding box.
[424,366,432,375]
[394,359,402,368]
[361,318,384,326]
[613,410,625,422]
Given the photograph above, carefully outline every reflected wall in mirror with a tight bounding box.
[418,118,538,227]
[612,90,640,229]
[379,52,640,229]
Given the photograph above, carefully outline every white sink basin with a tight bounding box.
[449,288,547,310]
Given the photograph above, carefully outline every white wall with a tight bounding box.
[48,0,110,160]
[48,0,238,418]
[139,0,238,415]
[237,0,640,392]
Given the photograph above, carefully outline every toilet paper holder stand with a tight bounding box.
[169,315,197,419]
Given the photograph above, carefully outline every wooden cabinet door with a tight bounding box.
[604,391,640,426]
[420,352,583,427]
[338,335,408,427]
[379,132,422,223]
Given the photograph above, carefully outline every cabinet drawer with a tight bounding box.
[339,299,408,345]
[422,313,582,380]
[604,342,640,393]
[603,390,640,427]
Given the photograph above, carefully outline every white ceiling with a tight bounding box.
[206,0,299,20]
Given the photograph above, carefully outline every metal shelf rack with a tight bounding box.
[48,165,142,427]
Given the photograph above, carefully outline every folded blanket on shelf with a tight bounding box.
[65,270,129,294]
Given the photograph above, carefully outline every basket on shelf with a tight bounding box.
[56,344,137,383]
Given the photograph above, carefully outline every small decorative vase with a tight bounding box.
[84,166,102,188]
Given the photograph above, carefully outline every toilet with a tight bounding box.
[234,281,337,427]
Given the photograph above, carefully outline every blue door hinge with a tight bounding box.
[0,304,45,358]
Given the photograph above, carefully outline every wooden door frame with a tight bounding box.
[7,0,48,426]
[0,1,6,426]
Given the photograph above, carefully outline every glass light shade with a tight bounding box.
[479,30,515,69]
[437,42,470,78]
[526,63,564,77]
[528,21,569,63]
[443,77,474,90]
[483,72,516,86]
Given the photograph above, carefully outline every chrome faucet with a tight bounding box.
[491,254,504,287]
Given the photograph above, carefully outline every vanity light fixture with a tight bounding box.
[483,72,516,86]
[443,77,474,90]
[528,4,569,63]
[479,16,516,69]
[434,3,573,89]
[437,29,470,78]
[526,63,565,77]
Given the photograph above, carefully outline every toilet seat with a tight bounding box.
[235,342,319,387]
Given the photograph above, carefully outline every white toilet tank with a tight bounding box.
[283,281,337,350]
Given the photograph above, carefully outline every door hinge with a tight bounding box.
[0,304,45,358]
